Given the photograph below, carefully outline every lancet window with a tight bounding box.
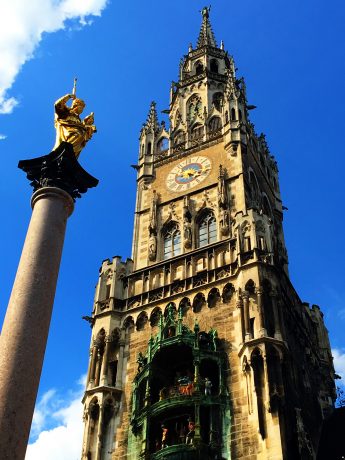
[163,223,181,260]
[198,211,217,247]
[209,116,222,132]
[157,137,169,152]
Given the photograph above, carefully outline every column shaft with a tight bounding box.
[271,291,282,340]
[243,292,252,340]
[256,287,267,337]
[100,338,111,386]
[0,187,74,460]
[115,341,125,389]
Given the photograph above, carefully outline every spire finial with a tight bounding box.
[201,5,211,19]
[197,5,217,48]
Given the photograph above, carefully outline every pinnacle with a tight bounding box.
[196,6,217,48]
[144,101,159,129]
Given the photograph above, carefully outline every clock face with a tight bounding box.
[166,156,212,192]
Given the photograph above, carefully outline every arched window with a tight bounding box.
[198,211,217,247]
[195,61,203,75]
[231,108,236,120]
[191,123,204,139]
[157,137,169,152]
[163,223,181,259]
[209,116,222,132]
[212,92,223,111]
[262,195,272,217]
[210,59,219,73]
[173,130,185,146]
[147,142,152,155]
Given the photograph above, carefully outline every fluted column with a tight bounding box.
[256,287,267,337]
[271,290,282,340]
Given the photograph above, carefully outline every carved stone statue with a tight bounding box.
[220,208,230,236]
[183,217,192,249]
[148,233,157,261]
[54,93,97,158]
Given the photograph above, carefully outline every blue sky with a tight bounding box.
[1,0,345,458]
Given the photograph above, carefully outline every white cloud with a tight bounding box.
[0,0,108,114]
[0,134,7,140]
[333,348,345,385]
[25,375,86,460]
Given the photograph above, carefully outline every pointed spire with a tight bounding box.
[144,101,159,133]
[197,6,217,48]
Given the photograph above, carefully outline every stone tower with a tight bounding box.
[81,8,335,460]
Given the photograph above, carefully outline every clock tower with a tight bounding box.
[81,8,335,460]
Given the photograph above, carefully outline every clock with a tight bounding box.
[166,156,212,192]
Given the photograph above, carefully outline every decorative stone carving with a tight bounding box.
[183,196,192,249]
[148,191,159,261]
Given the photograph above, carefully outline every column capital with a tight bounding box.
[236,298,243,308]
[242,290,250,300]
[18,141,98,202]
[255,287,263,296]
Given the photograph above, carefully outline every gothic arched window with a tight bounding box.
[157,137,169,152]
[163,224,181,259]
[191,123,204,140]
[198,211,217,247]
[210,59,219,73]
[231,108,236,120]
[212,92,223,111]
[209,116,222,132]
[173,130,185,146]
[195,61,204,75]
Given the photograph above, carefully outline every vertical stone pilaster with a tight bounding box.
[256,287,267,337]
[271,290,282,341]
[89,345,98,388]
[100,337,111,386]
[115,331,126,389]
[242,291,252,340]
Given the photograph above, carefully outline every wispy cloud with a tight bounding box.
[25,375,86,460]
[0,134,7,140]
[0,0,109,114]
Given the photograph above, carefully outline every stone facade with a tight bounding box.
[80,9,335,460]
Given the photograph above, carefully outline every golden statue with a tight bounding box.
[53,79,97,158]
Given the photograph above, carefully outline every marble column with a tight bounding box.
[0,142,98,460]
[0,187,74,460]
